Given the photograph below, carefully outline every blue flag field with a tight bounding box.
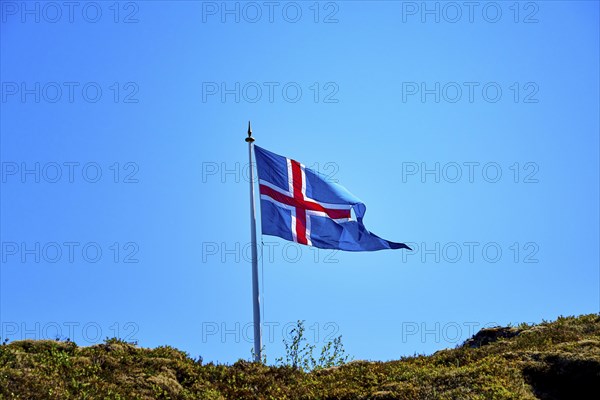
[254,145,411,252]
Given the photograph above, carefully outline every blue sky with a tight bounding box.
[1,1,598,364]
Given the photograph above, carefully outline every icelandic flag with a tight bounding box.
[254,145,411,251]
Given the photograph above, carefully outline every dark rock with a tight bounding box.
[463,327,521,348]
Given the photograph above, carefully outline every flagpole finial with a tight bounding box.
[245,121,255,143]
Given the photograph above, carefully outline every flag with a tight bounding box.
[254,145,411,251]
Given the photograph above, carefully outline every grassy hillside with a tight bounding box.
[1,314,599,399]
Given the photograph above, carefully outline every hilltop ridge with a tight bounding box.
[1,314,599,399]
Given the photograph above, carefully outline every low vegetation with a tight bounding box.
[1,314,599,399]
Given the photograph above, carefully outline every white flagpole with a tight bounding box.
[246,121,262,362]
